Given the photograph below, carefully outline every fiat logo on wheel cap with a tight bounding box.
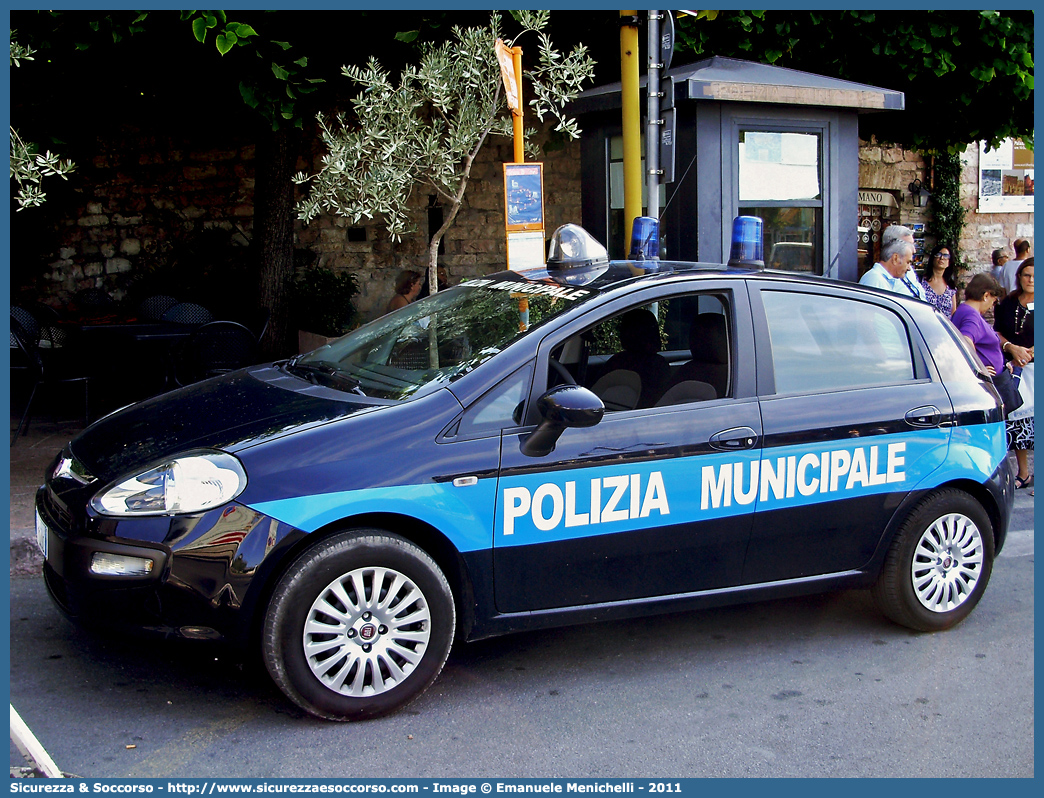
[359,624,377,641]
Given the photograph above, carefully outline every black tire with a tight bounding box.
[872,488,995,632]
[262,529,455,721]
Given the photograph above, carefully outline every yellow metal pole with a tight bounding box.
[511,47,527,318]
[620,11,642,250]
[512,47,525,164]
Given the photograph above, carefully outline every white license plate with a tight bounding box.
[35,509,49,559]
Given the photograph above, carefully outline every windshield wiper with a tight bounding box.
[287,361,366,396]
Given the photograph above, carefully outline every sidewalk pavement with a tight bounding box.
[7,422,1034,578]
[9,423,84,578]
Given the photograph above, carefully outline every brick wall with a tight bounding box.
[857,138,932,239]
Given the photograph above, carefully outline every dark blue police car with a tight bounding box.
[36,222,1014,721]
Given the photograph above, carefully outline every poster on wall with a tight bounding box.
[978,139,1034,212]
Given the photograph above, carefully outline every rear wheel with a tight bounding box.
[872,489,994,632]
[262,530,455,721]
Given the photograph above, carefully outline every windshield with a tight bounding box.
[287,276,596,400]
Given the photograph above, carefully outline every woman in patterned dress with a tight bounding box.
[920,243,958,316]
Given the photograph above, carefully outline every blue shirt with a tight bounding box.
[859,263,928,302]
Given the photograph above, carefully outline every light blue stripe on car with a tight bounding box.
[246,423,1007,553]
[247,481,499,553]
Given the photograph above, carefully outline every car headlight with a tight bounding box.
[90,452,247,516]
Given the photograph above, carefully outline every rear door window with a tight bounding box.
[761,290,915,394]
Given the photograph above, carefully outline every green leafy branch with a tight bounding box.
[9,30,35,65]
[9,124,76,211]
[83,12,149,46]
[181,10,324,130]
[10,30,76,210]
[181,9,257,55]
[930,151,968,273]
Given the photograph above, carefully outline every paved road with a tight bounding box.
[9,501,1033,779]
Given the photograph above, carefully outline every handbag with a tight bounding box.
[1008,362,1034,421]
[992,367,1024,418]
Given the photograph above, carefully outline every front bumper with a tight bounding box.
[38,485,173,630]
[37,485,305,643]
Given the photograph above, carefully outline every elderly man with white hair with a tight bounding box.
[859,225,927,301]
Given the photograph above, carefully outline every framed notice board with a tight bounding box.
[504,163,545,230]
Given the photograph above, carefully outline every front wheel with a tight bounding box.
[872,489,995,632]
[262,530,455,721]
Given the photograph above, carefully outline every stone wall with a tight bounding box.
[857,138,932,240]
[22,133,258,307]
[21,127,1026,324]
[958,142,1034,276]
[22,124,582,327]
[294,131,583,321]
[857,138,1033,282]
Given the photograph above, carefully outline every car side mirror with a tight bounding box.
[521,385,604,457]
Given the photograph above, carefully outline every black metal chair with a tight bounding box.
[161,302,213,326]
[24,303,74,350]
[173,320,260,386]
[12,304,71,346]
[10,316,90,445]
[137,295,178,321]
[10,307,40,349]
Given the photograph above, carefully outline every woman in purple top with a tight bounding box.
[951,273,1005,375]
[920,243,958,316]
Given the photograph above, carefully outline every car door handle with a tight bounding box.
[905,406,948,428]
[709,426,759,451]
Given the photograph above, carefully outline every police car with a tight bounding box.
[36,220,1014,722]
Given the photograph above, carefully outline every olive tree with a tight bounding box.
[9,33,76,210]
[294,11,596,294]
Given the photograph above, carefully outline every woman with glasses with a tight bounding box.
[995,257,1034,490]
[920,243,958,316]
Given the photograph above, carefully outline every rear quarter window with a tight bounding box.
[762,290,915,394]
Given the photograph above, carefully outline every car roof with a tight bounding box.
[504,259,907,299]
[499,260,748,293]
[490,259,940,320]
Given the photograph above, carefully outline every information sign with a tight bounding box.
[504,163,545,230]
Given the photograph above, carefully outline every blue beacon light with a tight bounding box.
[728,215,765,268]
[628,216,660,261]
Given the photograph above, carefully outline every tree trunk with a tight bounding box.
[254,124,298,359]
[428,195,464,291]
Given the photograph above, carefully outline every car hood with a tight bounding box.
[69,364,379,482]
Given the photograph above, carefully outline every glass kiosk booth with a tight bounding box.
[570,56,904,284]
